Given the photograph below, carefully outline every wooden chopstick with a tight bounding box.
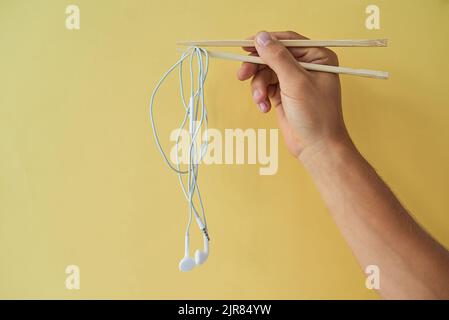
[206,50,389,80]
[178,39,388,48]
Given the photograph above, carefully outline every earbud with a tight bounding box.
[179,256,195,272]
[193,216,209,266]
[179,234,195,272]
[195,233,209,265]
[179,226,210,271]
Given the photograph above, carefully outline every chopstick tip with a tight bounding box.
[377,39,389,47]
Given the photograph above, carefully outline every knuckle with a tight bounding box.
[250,74,263,86]
[333,54,339,66]
[320,49,339,66]
[285,30,300,37]
[327,50,339,66]
[272,46,289,60]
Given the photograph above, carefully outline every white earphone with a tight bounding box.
[179,231,209,272]
[179,211,210,272]
[195,232,209,265]
[150,47,212,272]
[179,235,195,272]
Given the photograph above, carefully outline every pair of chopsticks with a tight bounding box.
[178,39,389,79]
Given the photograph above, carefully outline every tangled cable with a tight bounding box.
[149,47,210,271]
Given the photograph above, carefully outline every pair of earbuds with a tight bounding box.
[179,90,210,272]
[179,215,210,272]
[149,47,211,272]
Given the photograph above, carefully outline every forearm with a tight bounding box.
[237,29,449,298]
[299,136,449,299]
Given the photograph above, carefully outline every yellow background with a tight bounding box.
[1,0,449,299]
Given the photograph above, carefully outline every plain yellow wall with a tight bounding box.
[1,0,448,299]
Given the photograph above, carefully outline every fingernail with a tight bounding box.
[253,89,262,101]
[256,32,272,47]
[258,102,269,113]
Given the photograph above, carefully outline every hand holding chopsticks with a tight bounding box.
[178,38,389,79]
[178,39,388,48]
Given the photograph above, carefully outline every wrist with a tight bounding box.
[298,133,357,169]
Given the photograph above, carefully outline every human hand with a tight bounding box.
[237,31,350,159]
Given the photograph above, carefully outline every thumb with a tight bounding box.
[254,31,308,84]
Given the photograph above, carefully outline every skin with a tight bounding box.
[237,31,449,299]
